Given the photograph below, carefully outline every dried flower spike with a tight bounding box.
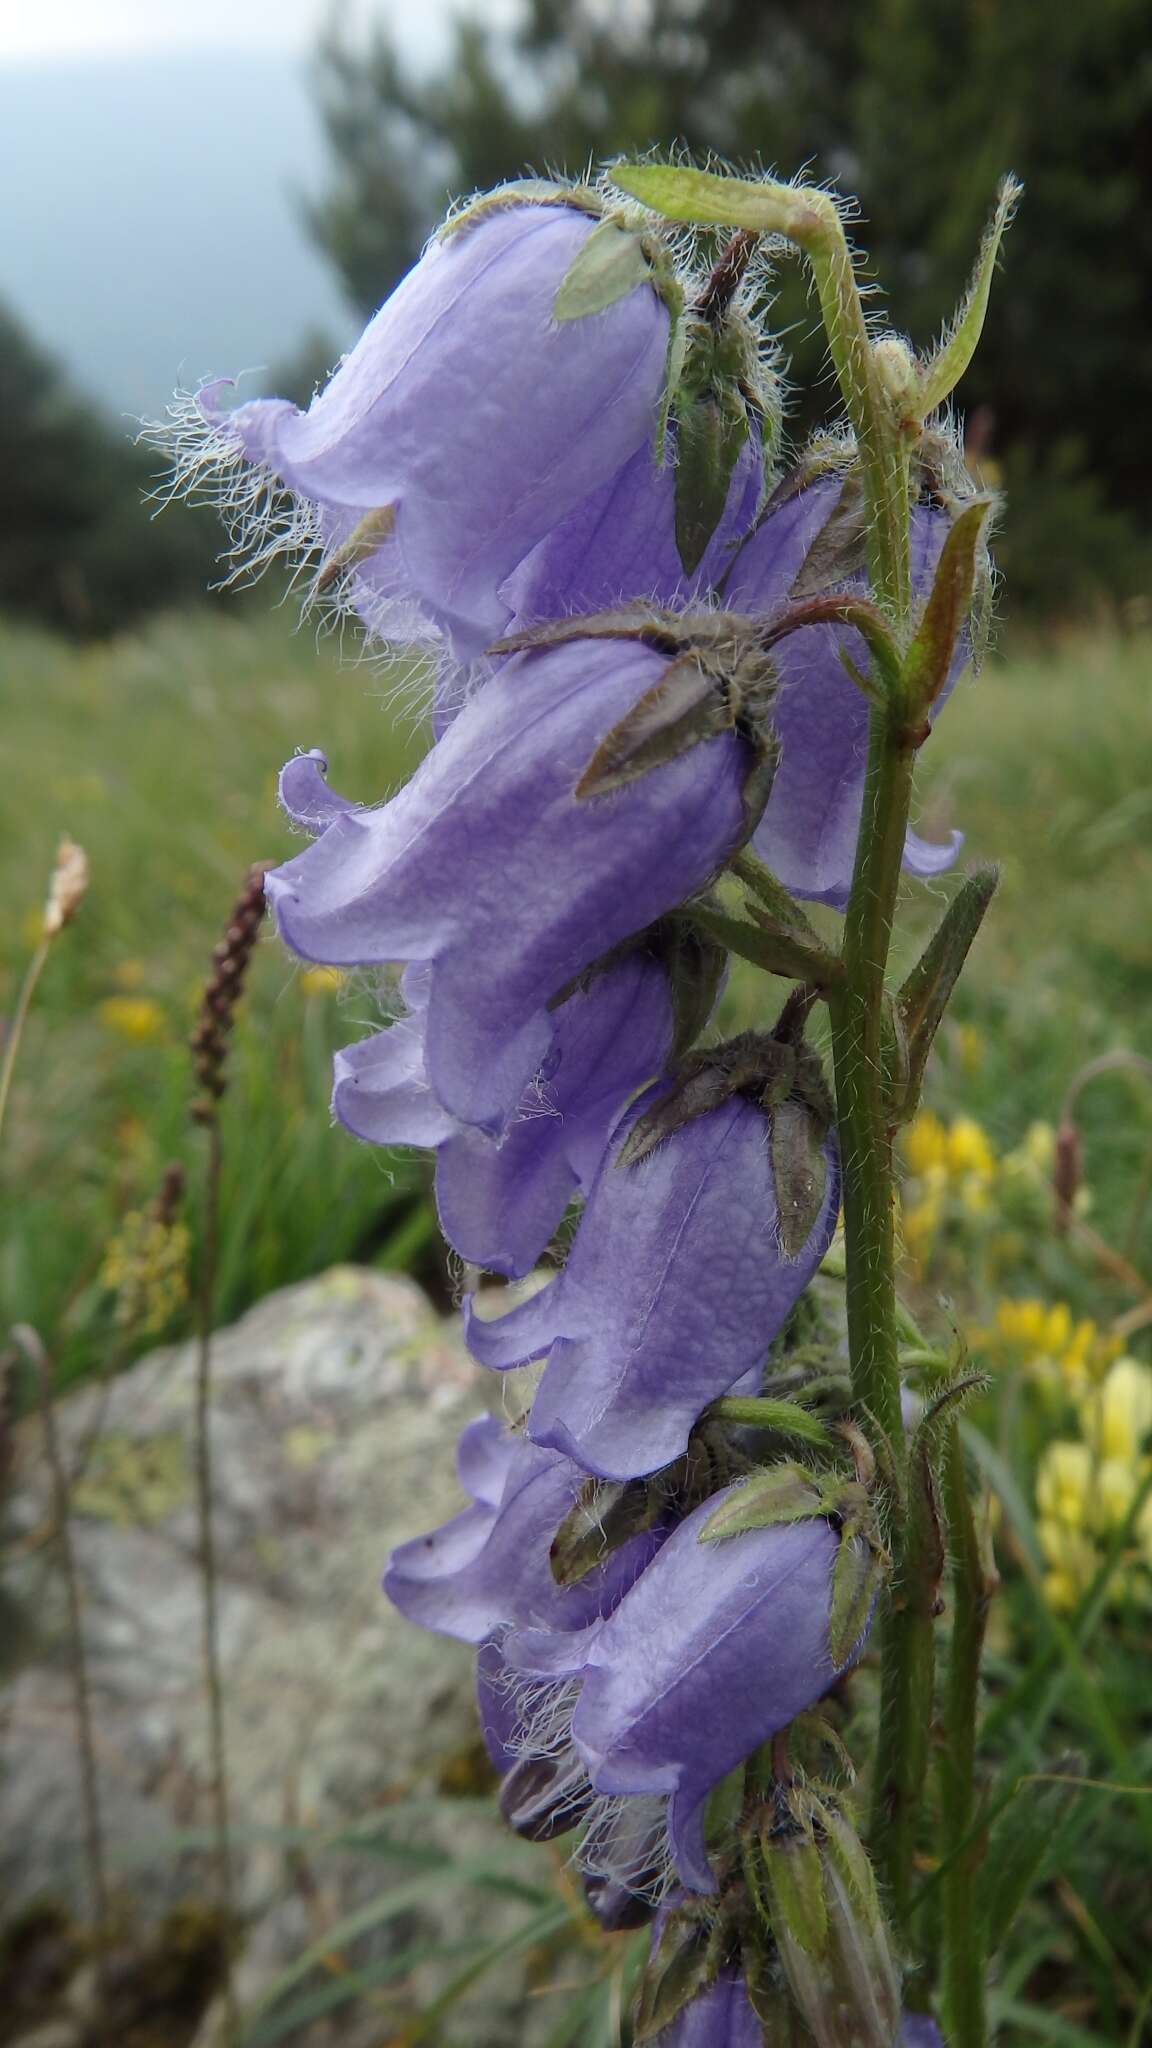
[42,836,89,937]
[190,863,269,1123]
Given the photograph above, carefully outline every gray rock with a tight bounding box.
[0,1269,568,2045]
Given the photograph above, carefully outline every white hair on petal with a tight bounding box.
[578,1792,677,1906]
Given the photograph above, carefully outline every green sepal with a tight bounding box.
[891,864,999,1120]
[828,1531,885,1668]
[762,1828,830,1959]
[549,1475,663,1587]
[575,653,735,798]
[439,179,602,242]
[900,498,995,721]
[699,1463,826,1542]
[553,216,654,321]
[616,1032,796,1168]
[770,1097,830,1259]
[673,322,752,575]
[315,504,397,591]
[611,161,829,241]
[790,472,868,597]
[632,1899,721,2043]
[917,176,1022,416]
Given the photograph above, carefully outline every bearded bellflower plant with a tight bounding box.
[159,162,1021,2044]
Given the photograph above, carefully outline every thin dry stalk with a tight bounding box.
[13,1322,111,1991]
[189,861,269,2044]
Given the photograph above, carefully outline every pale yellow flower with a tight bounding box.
[1083,1357,1152,1464]
[946,1116,997,1180]
[1036,1440,1093,1529]
[98,995,168,1045]
[299,965,346,997]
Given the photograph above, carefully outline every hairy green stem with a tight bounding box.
[939,1421,991,2047]
[0,936,50,1149]
[829,707,919,1912]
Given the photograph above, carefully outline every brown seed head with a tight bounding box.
[190,862,270,1123]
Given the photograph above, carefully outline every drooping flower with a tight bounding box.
[465,1089,840,1478]
[721,464,971,907]
[266,630,760,1134]
[333,949,675,1277]
[383,1414,661,1644]
[506,1495,866,1891]
[189,195,675,661]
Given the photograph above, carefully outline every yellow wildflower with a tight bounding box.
[1082,1356,1152,1464]
[299,965,345,997]
[946,1116,997,1179]
[1036,1440,1093,1528]
[100,1211,191,1336]
[955,1022,984,1076]
[904,1110,949,1178]
[98,995,168,1045]
[1037,1519,1098,1610]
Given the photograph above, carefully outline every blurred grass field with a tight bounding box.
[1,611,1149,1379]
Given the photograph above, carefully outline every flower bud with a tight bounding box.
[756,1802,901,2048]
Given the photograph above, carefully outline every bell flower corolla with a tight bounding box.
[464,1090,840,1479]
[498,430,764,640]
[195,198,672,660]
[506,1496,863,1892]
[266,634,753,1135]
[383,1414,661,1644]
[333,950,674,1278]
[722,469,970,907]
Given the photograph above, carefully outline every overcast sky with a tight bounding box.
[0,1,431,63]
[0,1,522,415]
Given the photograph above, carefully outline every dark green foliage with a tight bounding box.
[307,0,1152,617]
[0,302,219,638]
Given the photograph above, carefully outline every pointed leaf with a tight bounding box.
[553,217,653,320]
[901,498,995,718]
[575,654,730,798]
[918,176,1022,415]
[617,1035,793,1166]
[894,865,999,1117]
[730,851,823,945]
[706,1396,833,1450]
[770,1097,830,1258]
[661,913,730,1060]
[980,1757,1085,1952]
[828,1533,883,1668]
[490,605,684,658]
[688,901,843,987]
[700,1464,826,1542]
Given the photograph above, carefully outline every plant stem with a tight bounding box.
[939,1420,992,2047]
[0,936,51,1149]
[20,1324,111,1987]
[195,1117,240,2041]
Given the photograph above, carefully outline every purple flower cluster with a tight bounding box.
[184,181,978,2030]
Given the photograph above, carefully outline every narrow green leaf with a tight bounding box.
[901,498,995,718]
[398,1901,573,2044]
[242,1940,484,2046]
[918,176,1023,415]
[553,218,653,320]
[979,1759,1086,1955]
[706,1395,833,1449]
[893,865,998,1118]
[729,852,823,945]
[688,901,842,987]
